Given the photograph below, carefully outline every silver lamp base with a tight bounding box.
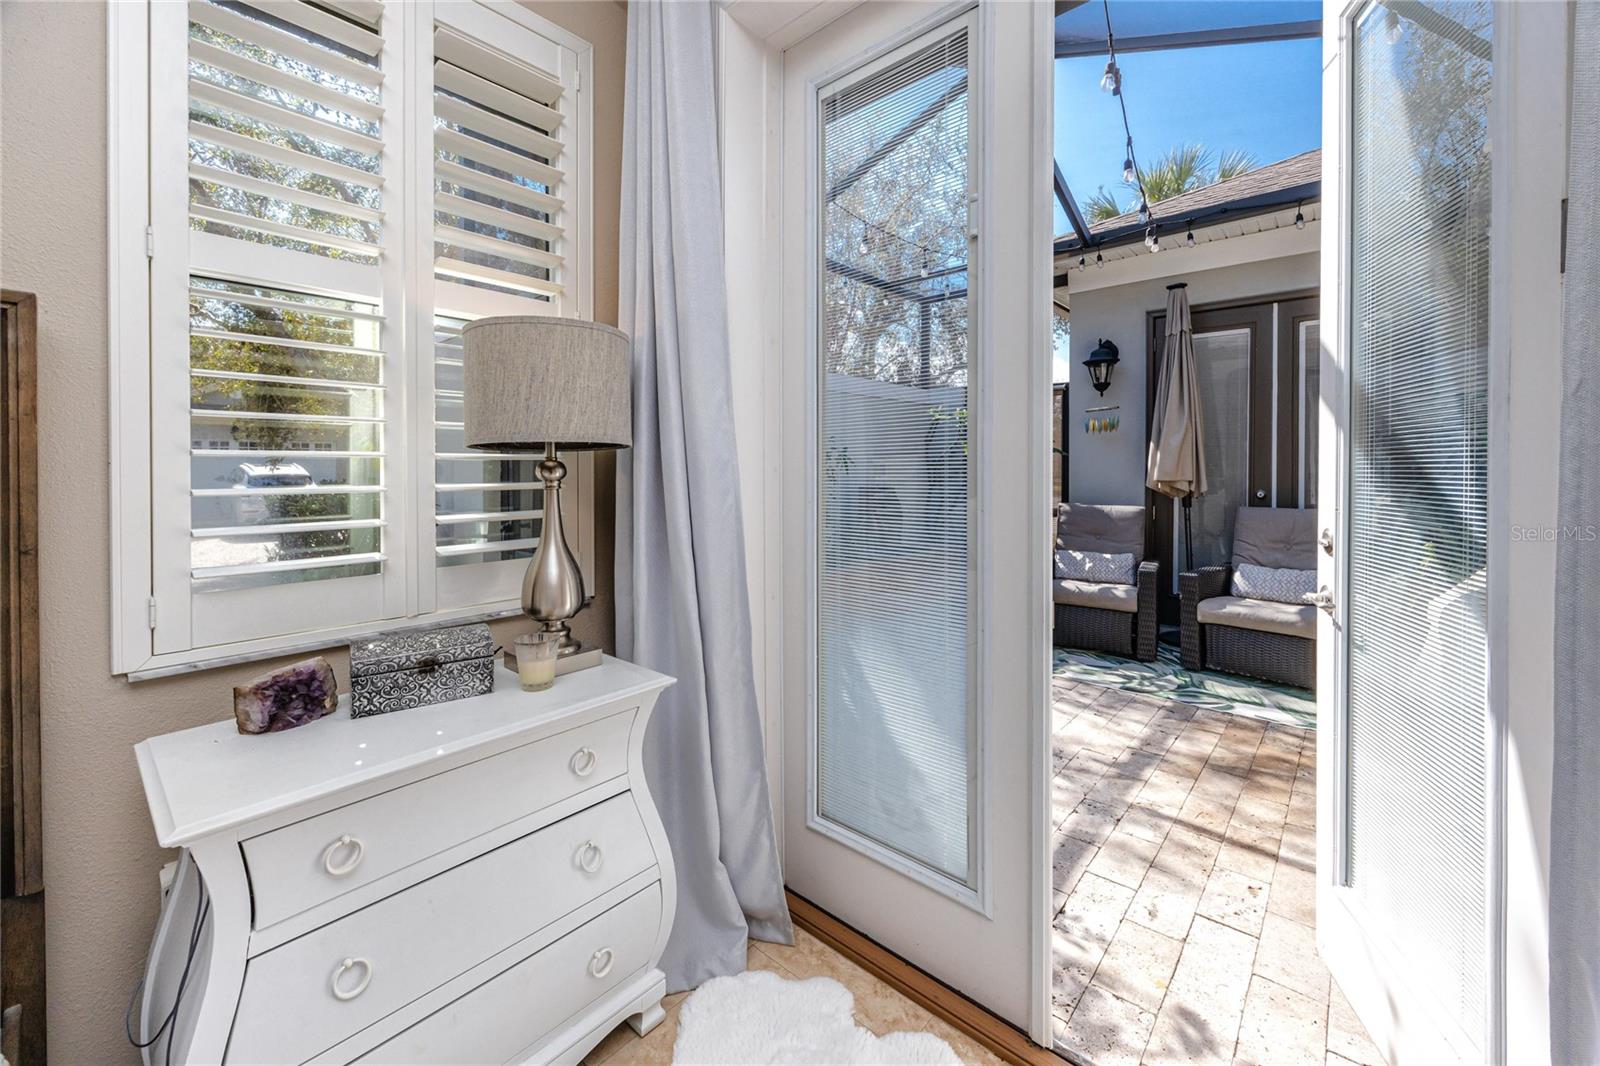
[523,443,585,656]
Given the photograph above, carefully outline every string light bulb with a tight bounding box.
[1122,156,1137,185]
[858,236,869,256]
[1095,251,1104,269]
[1384,9,1403,44]
[1078,255,1088,272]
[1294,202,1306,230]
[1099,59,1120,95]
[1138,200,1150,225]
[1185,227,1196,248]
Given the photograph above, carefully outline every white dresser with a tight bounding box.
[134,656,676,1065]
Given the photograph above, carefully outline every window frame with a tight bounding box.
[108,0,595,679]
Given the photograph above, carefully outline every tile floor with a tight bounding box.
[581,931,1005,1065]
[1049,674,1387,1066]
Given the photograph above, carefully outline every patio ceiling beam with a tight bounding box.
[1382,1,1492,61]
[826,75,967,203]
[825,257,968,304]
[1054,162,1094,248]
[1054,21,1320,58]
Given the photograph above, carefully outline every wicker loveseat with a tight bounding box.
[1053,503,1158,661]
[1180,506,1317,690]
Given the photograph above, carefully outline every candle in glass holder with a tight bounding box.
[514,633,559,692]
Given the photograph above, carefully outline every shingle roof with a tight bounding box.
[1059,148,1321,250]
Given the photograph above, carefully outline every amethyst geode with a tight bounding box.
[234,657,338,735]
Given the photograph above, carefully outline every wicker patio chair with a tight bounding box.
[1180,506,1317,690]
[1053,503,1158,662]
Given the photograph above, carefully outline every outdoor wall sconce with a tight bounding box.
[1084,338,1120,395]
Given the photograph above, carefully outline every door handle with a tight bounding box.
[1255,489,1266,499]
[1319,528,1334,556]
[1308,586,1335,614]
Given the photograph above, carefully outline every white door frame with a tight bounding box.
[1315,2,1569,1062]
[718,0,1055,1043]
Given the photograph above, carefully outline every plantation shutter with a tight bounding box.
[151,0,407,653]
[426,4,590,612]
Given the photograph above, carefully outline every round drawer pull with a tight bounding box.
[331,957,373,1001]
[322,835,365,878]
[570,747,598,777]
[588,947,615,979]
[576,840,604,874]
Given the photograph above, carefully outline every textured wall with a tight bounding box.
[0,1,625,1060]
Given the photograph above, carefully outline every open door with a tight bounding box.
[1316,2,1565,1061]
[776,0,1054,1037]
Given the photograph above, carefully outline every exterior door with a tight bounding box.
[1147,295,1318,621]
[1316,1,1528,1061]
[777,1,1052,1034]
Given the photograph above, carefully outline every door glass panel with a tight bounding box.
[1177,328,1251,587]
[1300,320,1319,508]
[1348,0,1491,1049]
[815,27,973,884]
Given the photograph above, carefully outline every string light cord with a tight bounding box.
[1100,0,1162,251]
[832,199,966,271]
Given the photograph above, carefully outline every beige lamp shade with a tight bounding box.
[462,316,632,451]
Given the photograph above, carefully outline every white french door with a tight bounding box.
[1317,2,1566,1062]
[777,1,1053,1034]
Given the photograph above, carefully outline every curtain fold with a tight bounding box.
[1551,2,1600,1060]
[616,0,794,993]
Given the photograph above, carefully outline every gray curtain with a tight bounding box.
[1551,3,1600,1061]
[616,0,793,992]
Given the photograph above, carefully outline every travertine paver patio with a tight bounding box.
[1049,675,1387,1066]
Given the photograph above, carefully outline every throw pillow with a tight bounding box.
[1056,550,1136,585]
[1232,562,1316,605]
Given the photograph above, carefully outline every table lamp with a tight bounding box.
[462,316,631,655]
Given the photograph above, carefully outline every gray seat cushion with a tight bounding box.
[1196,595,1316,639]
[1055,578,1139,614]
[1231,507,1316,571]
[1058,502,1145,561]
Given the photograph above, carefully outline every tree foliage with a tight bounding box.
[1086,143,1261,221]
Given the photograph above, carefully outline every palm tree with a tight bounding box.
[1083,144,1261,222]
[1138,143,1213,204]
[1085,187,1124,222]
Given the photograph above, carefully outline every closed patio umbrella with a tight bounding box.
[1146,282,1208,570]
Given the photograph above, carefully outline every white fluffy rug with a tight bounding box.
[673,969,962,1065]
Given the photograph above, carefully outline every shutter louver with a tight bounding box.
[187,0,386,262]
[431,27,567,303]
[429,15,577,592]
[184,0,391,596]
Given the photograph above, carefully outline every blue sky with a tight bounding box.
[1053,36,1322,234]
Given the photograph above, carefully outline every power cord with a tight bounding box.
[126,859,210,1066]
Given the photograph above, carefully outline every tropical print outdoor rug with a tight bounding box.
[1052,643,1316,730]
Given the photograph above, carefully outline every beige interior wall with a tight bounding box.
[0,1,625,1060]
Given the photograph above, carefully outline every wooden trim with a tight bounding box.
[1,289,45,1066]
[786,891,1066,1066]
[0,290,41,897]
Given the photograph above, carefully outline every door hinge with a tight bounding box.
[145,226,155,259]
[147,596,158,629]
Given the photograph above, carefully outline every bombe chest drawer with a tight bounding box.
[134,656,676,1065]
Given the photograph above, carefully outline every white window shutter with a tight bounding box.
[425,4,591,613]
[149,0,408,654]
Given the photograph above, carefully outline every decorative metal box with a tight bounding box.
[349,622,496,718]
